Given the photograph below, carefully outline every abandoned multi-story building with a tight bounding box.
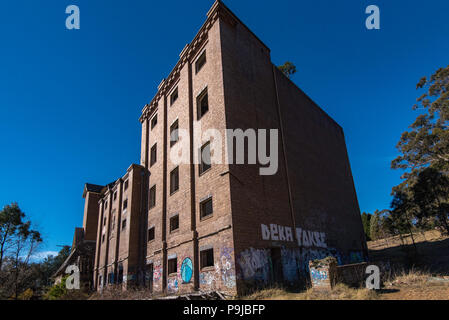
[61,0,368,296]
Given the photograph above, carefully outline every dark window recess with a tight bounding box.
[150,144,157,166]
[124,180,129,191]
[118,265,124,284]
[200,197,213,219]
[122,219,127,230]
[168,258,177,274]
[103,216,107,226]
[170,87,178,105]
[197,88,209,119]
[149,185,156,209]
[170,120,179,146]
[105,201,108,210]
[151,114,157,129]
[199,142,211,174]
[123,199,128,211]
[170,215,179,232]
[102,234,105,243]
[148,227,155,241]
[113,192,117,201]
[108,273,114,284]
[170,167,179,194]
[200,248,214,269]
[195,51,207,74]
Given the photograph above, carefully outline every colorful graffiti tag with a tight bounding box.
[310,268,329,286]
[198,247,236,290]
[181,258,193,283]
[237,248,272,283]
[236,246,364,285]
[167,277,179,293]
[152,260,162,290]
[219,247,236,288]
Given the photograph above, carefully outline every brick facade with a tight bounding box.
[69,0,367,296]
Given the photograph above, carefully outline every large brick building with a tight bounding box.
[68,0,367,296]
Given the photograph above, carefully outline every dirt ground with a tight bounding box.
[380,282,449,300]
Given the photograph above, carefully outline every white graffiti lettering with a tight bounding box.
[261,224,327,248]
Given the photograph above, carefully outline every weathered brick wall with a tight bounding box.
[309,261,368,289]
[92,0,367,296]
[83,192,101,242]
[217,1,367,295]
[335,262,368,288]
[309,261,334,290]
[142,9,236,296]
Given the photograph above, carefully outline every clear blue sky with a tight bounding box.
[1,0,448,257]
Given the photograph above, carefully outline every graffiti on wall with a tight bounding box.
[236,245,364,285]
[280,248,299,282]
[181,258,193,284]
[199,271,218,289]
[349,251,363,264]
[310,268,329,286]
[237,248,272,283]
[167,277,179,293]
[199,247,236,290]
[261,224,327,248]
[218,247,236,288]
[153,260,162,290]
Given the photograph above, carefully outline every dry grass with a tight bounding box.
[89,286,153,300]
[385,268,430,287]
[243,284,379,300]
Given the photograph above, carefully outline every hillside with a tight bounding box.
[367,230,449,300]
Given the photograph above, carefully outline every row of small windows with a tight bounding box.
[104,180,129,210]
[149,51,206,132]
[151,86,209,131]
[166,247,213,275]
[149,140,212,176]
[102,217,127,243]
[147,198,213,242]
[101,195,129,243]
[104,199,128,224]
[149,168,212,217]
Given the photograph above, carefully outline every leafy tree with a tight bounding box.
[0,203,30,270]
[10,226,42,299]
[278,61,297,79]
[389,189,418,252]
[369,210,392,241]
[392,66,449,178]
[361,212,372,240]
[44,275,69,300]
[0,203,42,299]
[369,210,380,240]
[412,167,449,234]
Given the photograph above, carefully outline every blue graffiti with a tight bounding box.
[181,258,193,283]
